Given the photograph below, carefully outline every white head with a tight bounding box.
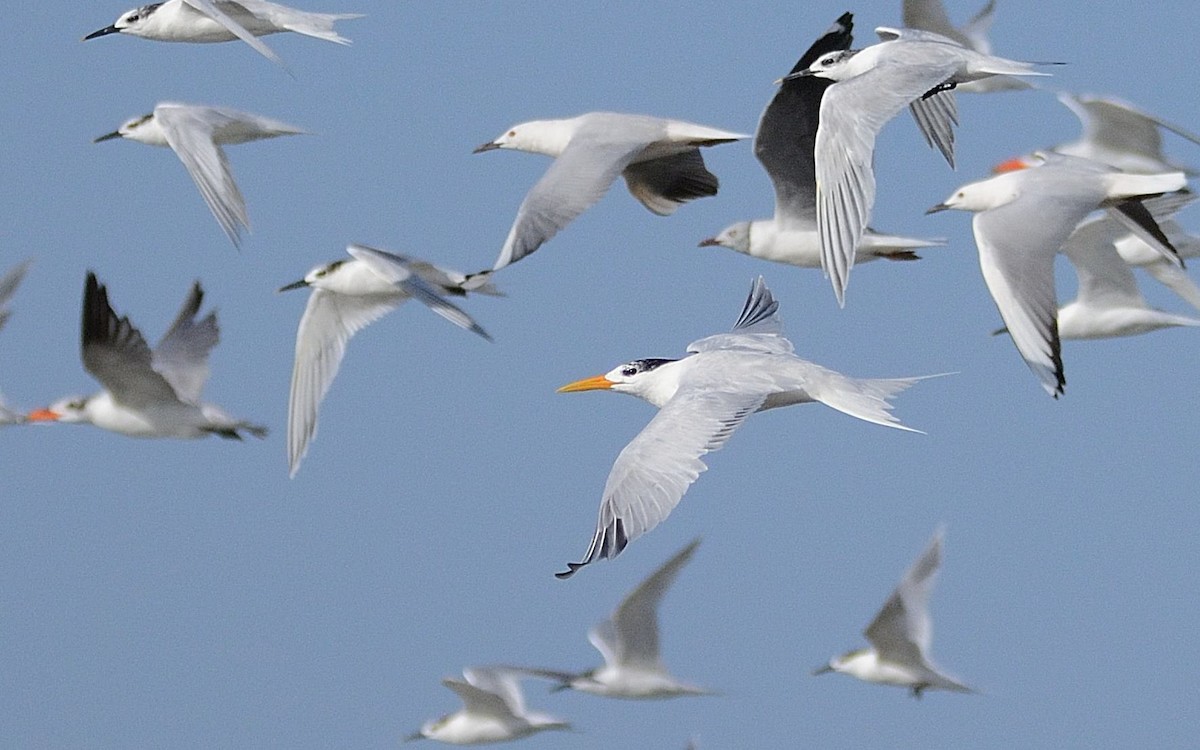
[84,4,162,40]
[798,49,862,81]
[699,222,752,254]
[93,113,158,145]
[558,357,681,407]
[813,647,872,678]
[27,396,94,425]
[927,173,1022,214]
[277,260,348,293]
[473,119,573,157]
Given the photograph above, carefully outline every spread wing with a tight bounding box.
[599,538,700,667]
[151,281,219,404]
[558,389,764,578]
[183,0,285,66]
[865,528,942,667]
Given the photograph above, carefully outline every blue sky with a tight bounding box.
[2,1,1199,747]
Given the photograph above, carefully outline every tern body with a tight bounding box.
[556,278,935,577]
[85,0,362,67]
[816,528,973,697]
[701,14,942,271]
[522,539,712,698]
[280,244,495,477]
[95,102,305,248]
[788,26,1049,304]
[476,112,747,269]
[408,667,569,745]
[928,152,1186,396]
[28,273,266,440]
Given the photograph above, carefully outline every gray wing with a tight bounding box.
[755,13,854,227]
[286,288,402,477]
[1062,94,1200,171]
[816,55,958,304]
[348,245,491,340]
[603,538,700,667]
[902,0,969,45]
[688,276,794,355]
[973,197,1084,397]
[865,528,942,667]
[182,0,285,66]
[462,668,527,717]
[81,273,184,410]
[1141,257,1200,311]
[156,104,249,248]
[0,259,31,332]
[151,281,218,404]
[908,90,959,167]
[558,388,765,578]
[222,0,361,43]
[622,150,719,216]
[443,677,517,720]
[1061,217,1147,310]
[493,138,646,269]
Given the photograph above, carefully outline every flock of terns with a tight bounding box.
[3,0,1199,745]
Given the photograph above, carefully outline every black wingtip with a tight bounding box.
[555,562,586,580]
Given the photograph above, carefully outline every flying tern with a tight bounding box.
[84,0,362,69]
[94,102,306,249]
[928,152,1186,396]
[279,244,496,478]
[994,93,1200,175]
[901,0,1032,92]
[784,25,1050,305]
[0,260,31,425]
[815,527,974,697]
[521,538,712,698]
[406,667,570,745]
[556,277,936,577]
[475,112,747,270]
[27,273,267,440]
[700,13,944,271]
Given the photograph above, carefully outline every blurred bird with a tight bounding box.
[84,0,362,69]
[27,273,267,440]
[406,667,570,745]
[901,0,1032,92]
[928,152,1186,396]
[815,527,973,697]
[279,244,496,477]
[994,93,1200,174]
[556,277,935,577]
[0,260,31,425]
[94,102,305,248]
[783,25,1050,304]
[475,112,747,269]
[521,538,713,698]
[700,13,944,270]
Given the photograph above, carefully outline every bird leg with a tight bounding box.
[921,81,957,100]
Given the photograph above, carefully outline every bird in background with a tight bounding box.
[406,667,571,745]
[700,12,944,271]
[814,526,974,698]
[27,273,267,440]
[475,111,747,270]
[94,102,306,249]
[927,151,1186,397]
[279,244,497,478]
[784,25,1050,305]
[0,260,32,425]
[555,277,938,578]
[84,0,362,69]
[519,538,713,698]
[901,0,1033,92]
[994,92,1200,175]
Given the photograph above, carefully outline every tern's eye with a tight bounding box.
[315,269,326,278]
[68,400,85,410]
[621,365,638,377]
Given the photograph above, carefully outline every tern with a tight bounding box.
[701,13,943,272]
[475,112,747,270]
[520,538,713,698]
[556,277,935,577]
[901,0,1032,92]
[406,667,570,745]
[279,244,497,478]
[27,273,267,440]
[84,0,362,69]
[928,152,1186,396]
[94,102,306,248]
[783,26,1050,305]
[0,260,31,425]
[994,93,1200,175]
[815,527,974,698]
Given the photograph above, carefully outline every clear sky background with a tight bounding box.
[2,1,1198,747]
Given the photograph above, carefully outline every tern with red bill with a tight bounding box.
[28,273,267,440]
[555,278,937,578]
